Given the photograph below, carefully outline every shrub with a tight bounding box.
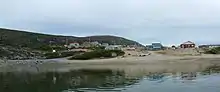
[69,50,125,60]
[45,51,84,59]
[35,45,67,52]
[61,51,84,57]
[52,46,67,51]
[35,45,52,51]
[0,48,10,57]
[205,47,220,54]
[44,52,60,59]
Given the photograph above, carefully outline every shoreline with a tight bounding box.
[50,54,220,64]
[2,54,220,65]
[0,54,220,73]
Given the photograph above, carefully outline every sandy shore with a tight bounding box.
[0,54,220,73]
[51,54,220,64]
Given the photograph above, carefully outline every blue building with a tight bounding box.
[146,42,163,51]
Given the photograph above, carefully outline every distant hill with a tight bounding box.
[0,28,142,49]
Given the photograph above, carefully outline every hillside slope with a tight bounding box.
[0,28,142,49]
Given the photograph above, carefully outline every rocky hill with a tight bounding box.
[0,45,44,60]
[0,28,142,48]
[0,28,142,59]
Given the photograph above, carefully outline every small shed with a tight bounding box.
[180,41,195,48]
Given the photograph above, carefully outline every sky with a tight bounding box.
[1,0,220,46]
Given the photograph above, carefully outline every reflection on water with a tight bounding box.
[202,65,220,74]
[0,69,140,92]
[0,65,220,92]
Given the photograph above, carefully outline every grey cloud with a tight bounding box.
[1,0,220,45]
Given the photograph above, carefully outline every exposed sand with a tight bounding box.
[1,53,220,73]
[51,53,220,64]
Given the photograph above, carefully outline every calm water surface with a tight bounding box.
[0,65,220,92]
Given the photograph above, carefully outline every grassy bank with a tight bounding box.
[45,51,84,59]
[205,47,220,54]
[69,50,125,60]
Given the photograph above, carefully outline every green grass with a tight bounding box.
[69,50,125,60]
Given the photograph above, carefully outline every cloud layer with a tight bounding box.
[1,0,220,45]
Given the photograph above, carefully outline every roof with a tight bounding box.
[182,41,195,45]
[152,43,162,46]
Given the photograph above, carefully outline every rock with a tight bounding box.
[0,45,45,60]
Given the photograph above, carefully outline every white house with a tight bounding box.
[81,41,101,48]
[68,42,80,48]
[101,43,109,47]
[91,41,101,46]
[105,45,122,50]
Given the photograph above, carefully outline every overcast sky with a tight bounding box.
[1,0,220,45]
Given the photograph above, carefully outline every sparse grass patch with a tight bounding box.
[205,47,220,54]
[45,51,84,59]
[69,50,125,60]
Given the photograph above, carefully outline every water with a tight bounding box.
[0,65,220,92]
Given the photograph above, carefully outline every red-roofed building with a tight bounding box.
[180,41,196,48]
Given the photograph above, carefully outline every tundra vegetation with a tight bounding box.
[69,50,125,60]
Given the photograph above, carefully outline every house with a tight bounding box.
[152,42,163,50]
[90,41,101,46]
[101,43,109,47]
[180,41,196,48]
[81,42,91,48]
[68,42,80,48]
[81,41,101,48]
[146,42,163,50]
[105,45,122,50]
